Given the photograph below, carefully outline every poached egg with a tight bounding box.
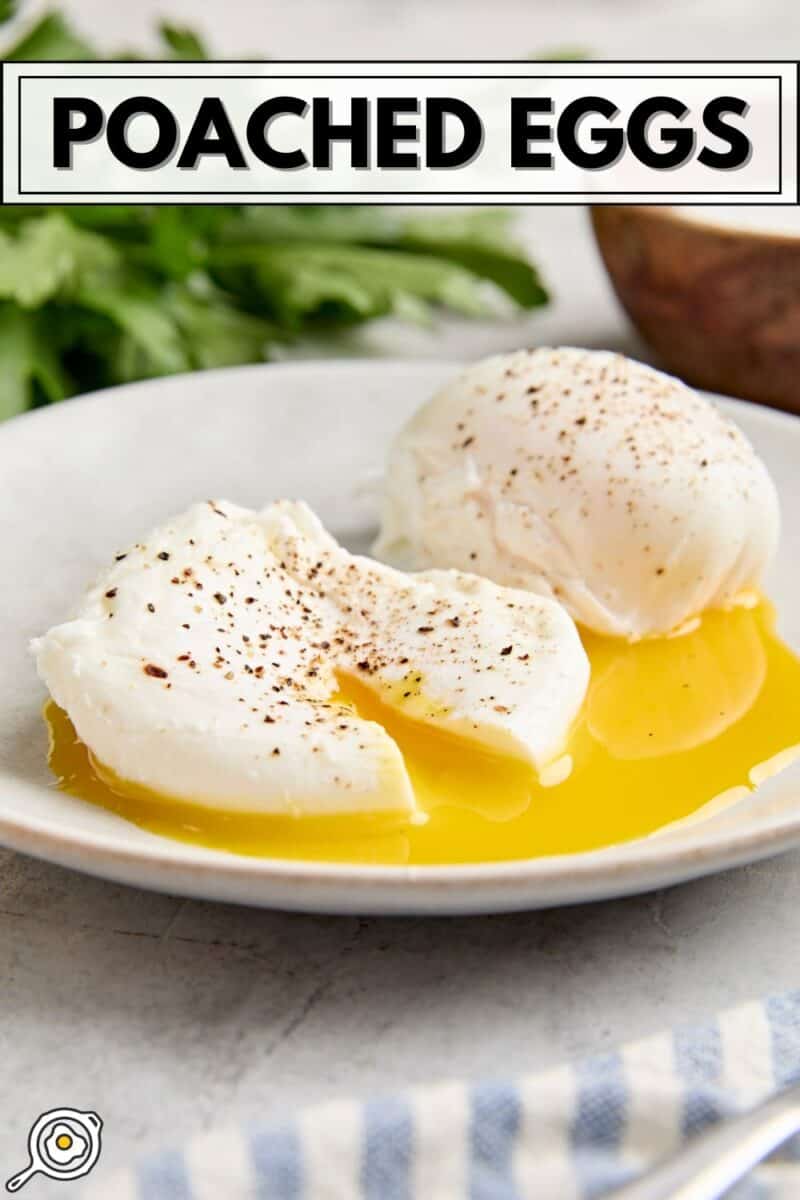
[42,599,800,863]
[375,348,780,640]
[34,499,589,818]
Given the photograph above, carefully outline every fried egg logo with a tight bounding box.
[44,1123,88,1166]
[5,1108,102,1192]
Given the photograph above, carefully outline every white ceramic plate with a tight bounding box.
[3,360,800,915]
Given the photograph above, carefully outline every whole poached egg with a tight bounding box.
[34,499,589,818]
[375,348,780,640]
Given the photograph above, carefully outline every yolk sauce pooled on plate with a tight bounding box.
[45,602,800,865]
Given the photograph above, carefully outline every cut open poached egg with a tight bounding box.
[35,500,800,864]
[34,499,590,821]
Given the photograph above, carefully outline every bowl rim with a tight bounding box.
[592,203,800,248]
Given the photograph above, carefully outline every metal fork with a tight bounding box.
[612,1084,800,1199]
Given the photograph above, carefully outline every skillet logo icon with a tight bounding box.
[5,1108,103,1192]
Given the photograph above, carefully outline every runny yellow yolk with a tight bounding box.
[56,1135,72,1150]
[45,601,800,865]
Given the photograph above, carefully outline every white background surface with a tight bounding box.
[3,2,800,1194]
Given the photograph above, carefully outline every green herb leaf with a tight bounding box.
[217,205,404,247]
[77,278,191,377]
[0,305,72,419]
[530,47,591,61]
[0,215,118,308]
[212,242,502,328]
[398,210,548,308]
[5,11,95,60]
[158,21,208,60]
[147,207,210,280]
[220,208,548,309]
[165,282,275,369]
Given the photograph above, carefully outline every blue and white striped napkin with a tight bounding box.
[81,990,800,1200]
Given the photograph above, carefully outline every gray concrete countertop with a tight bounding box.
[5,850,800,1190]
[2,3,800,1193]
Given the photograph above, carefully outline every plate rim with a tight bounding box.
[3,357,800,906]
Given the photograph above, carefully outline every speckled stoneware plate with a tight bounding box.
[3,360,800,915]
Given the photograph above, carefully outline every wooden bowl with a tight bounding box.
[591,206,800,413]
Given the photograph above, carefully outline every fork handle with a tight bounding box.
[612,1086,800,1200]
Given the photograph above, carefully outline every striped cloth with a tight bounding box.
[80,990,800,1200]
